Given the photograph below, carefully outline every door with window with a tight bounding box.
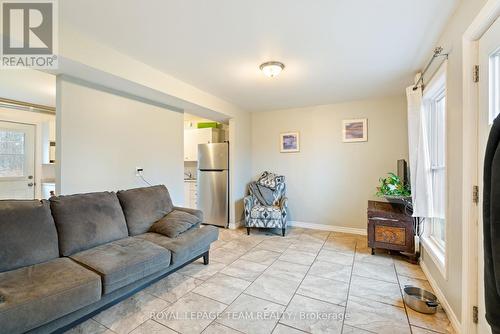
[0,121,35,199]
[478,16,500,334]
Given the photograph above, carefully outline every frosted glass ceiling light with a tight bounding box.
[259,61,285,78]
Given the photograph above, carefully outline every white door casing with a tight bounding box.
[477,15,500,334]
[462,2,500,332]
[0,121,36,199]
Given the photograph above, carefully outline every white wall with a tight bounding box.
[58,25,253,227]
[229,112,252,226]
[251,96,408,230]
[56,77,184,203]
[418,0,488,325]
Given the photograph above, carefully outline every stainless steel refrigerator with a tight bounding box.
[197,142,229,228]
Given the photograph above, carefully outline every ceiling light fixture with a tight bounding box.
[259,61,285,78]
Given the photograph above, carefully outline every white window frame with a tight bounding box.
[490,48,500,124]
[421,62,447,278]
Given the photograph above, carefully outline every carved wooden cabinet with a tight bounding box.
[367,200,414,255]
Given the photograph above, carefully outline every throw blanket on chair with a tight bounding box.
[248,182,275,206]
[244,172,288,236]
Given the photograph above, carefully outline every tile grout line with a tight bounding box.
[127,291,176,334]
[208,228,311,333]
[192,229,288,333]
[109,229,446,334]
[151,229,265,334]
[339,235,358,333]
[294,292,346,308]
[88,318,118,334]
[89,229,391,334]
[269,231,331,334]
[151,318,182,334]
[348,272,400,285]
[275,322,310,333]
[188,230,269,332]
[214,229,303,332]
[395,266,415,334]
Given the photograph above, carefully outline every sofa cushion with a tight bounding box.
[117,185,174,236]
[0,258,101,334]
[149,210,201,238]
[70,237,171,294]
[172,206,204,222]
[0,200,59,272]
[50,192,129,256]
[136,225,219,265]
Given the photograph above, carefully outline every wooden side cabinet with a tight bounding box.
[367,200,415,255]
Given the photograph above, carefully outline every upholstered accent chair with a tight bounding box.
[244,172,288,236]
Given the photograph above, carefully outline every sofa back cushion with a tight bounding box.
[50,192,129,256]
[0,200,59,272]
[117,185,174,236]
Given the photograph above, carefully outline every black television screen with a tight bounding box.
[397,159,409,186]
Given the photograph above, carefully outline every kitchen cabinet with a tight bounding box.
[184,128,221,161]
[184,180,197,209]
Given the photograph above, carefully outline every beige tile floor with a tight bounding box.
[66,227,455,334]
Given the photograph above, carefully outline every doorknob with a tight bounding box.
[27,183,34,187]
[28,175,33,179]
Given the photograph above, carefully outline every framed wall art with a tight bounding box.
[280,132,300,153]
[342,119,368,142]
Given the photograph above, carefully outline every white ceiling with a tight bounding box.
[61,0,458,112]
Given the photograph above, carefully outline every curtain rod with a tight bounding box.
[412,47,449,91]
[0,97,55,114]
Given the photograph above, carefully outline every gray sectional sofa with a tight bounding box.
[0,185,219,334]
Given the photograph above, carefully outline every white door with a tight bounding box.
[478,16,500,334]
[0,121,35,199]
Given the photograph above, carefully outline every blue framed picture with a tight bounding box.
[280,132,300,153]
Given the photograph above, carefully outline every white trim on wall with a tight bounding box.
[462,1,500,333]
[421,260,462,333]
[288,221,367,235]
[229,219,244,230]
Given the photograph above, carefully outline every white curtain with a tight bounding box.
[406,86,434,218]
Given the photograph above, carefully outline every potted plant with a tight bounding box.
[376,173,411,205]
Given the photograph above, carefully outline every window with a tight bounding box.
[490,50,500,124]
[422,64,447,275]
[427,91,446,249]
[0,130,26,177]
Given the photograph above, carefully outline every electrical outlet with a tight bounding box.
[135,167,144,176]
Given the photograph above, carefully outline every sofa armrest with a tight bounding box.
[173,206,203,222]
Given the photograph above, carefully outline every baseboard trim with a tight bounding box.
[420,260,462,333]
[228,219,244,230]
[288,221,367,235]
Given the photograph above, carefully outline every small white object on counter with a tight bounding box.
[41,183,56,199]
